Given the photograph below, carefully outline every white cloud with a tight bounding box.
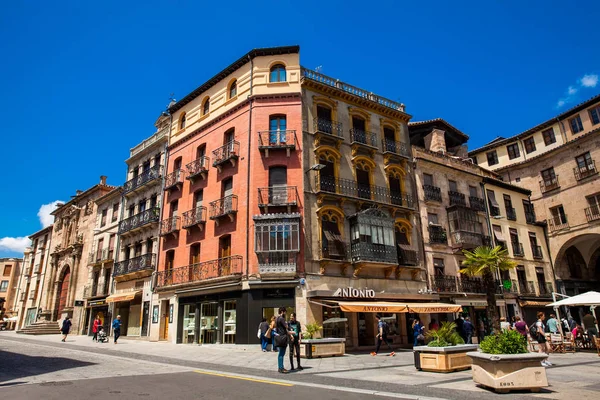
[557,99,566,108]
[567,86,578,95]
[580,74,599,88]
[37,200,62,228]
[0,237,30,253]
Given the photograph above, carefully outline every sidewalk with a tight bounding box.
[2,331,600,399]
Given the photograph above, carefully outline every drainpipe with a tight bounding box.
[412,158,430,291]
[245,55,254,278]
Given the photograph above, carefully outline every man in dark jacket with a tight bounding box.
[112,315,122,344]
[288,313,303,370]
[463,317,474,344]
[61,317,72,342]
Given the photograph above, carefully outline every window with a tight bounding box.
[428,213,439,225]
[170,200,178,218]
[180,113,186,130]
[194,190,204,210]
[469,185,478,197]
[433,258,445,276]
[174,156,182,170]
[492,225,506,248]
[112,203,119,222]
[487,190,501,216]
[154,153,161,168]
[255,220,300,252]
[166,250,175,270]
[570,115,584,134]
[150,194,158,209]
[472,156,478,165]
[486,151,498,166]
[575,152,593,170]
[509,228,519,244]
[3,265,12,276]
[503,194,514,219]
[523,137,536,154]
[100,209,107,227]
[128,205,135,217]
[448,180,458,192]
[550,205,567,225]
[541,167,557,186]
[0,280,8,292]
[138,199,147,213]
[189,243,201,265]
[590,106,600,125]
[229,80,237,99]
[507,143,520,160]
[202,97,210,115]
[269,115,287,144]
[269,64,286,82]
[542,128,556,145]
[423,173,434,187]
[108,234,115,258]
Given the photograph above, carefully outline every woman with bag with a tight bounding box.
[258,318,270,352]
[92,315,102,342]
[412,318,424,347]
[274,307,293,373]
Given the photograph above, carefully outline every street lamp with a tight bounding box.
[305,163,326,173]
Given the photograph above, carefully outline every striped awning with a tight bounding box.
[105,291,142,303]
[519,300,551,307]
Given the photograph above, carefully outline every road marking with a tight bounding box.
[194,370,293,386]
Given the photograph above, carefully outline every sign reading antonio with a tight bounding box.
[333,287,375,299]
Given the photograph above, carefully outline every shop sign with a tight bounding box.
[333,287,375,299]
[88,299,106,307]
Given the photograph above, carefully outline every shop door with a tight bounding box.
[141,301,150,336]
[162,300,170,340]
[118,305,130,336]
[200,302,218,344]
[25,308,37,326]
[358,312,376,347]
[57,268,71,316]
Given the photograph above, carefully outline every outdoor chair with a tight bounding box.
[562,332,576,353]
[527,334,539,352]
[549,333,565,353]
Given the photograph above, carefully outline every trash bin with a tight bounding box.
[413,349,421,370]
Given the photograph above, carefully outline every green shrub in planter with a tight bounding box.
[426,321,465,347]
[479,329,528,354]
[303,322,323,339]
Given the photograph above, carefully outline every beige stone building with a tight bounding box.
[1,257,23,327]
[470,95,600,301]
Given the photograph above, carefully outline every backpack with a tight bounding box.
[529,322,538,337]
[381,321,390,335]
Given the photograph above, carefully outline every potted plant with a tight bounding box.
[300,321,346,359]
[414,322,478,372]
[467,330,549,393]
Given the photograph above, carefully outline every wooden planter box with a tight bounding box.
[414,344,478,373]
[467,351,549,393]
[300,338,345,359]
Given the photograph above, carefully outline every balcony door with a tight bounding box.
[356,169,371,199]
[224,128,235,154]
[189,243,200,282]
[550,205,567,225]
[575,152,593,172]
[269,115,287,144]
[142,160,151,173]
[389,176,402,206]
[536,267,547,293]
[352,117,366,143]
[322,218,345,259]
[319,158,335,192]
[222,178,233,213]
[96,238,104,262]
[269,166,287,205]
[383,127,396,152]
[139,200,147,214]
[516,266,527,292]
[219,235,232,276]
[317,106,332,133]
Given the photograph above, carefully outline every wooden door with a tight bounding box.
[219,236,231,276]
[163,301,169,340]
[57,268,71,316]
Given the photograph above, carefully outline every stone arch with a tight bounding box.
[588,246,600,281]
[554,233,600,281]
[395,218,413,245]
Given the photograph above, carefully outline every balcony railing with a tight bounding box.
[460,276,485,293]
[350,129,378,148]
[506,207,517,221]
[186,156,210,181]
[258,130,297,155]
[320,242,349,261]
[113,253,156,277]
[548,216,569,232]
[525,211,536,224]
[540,176,560,193]
[118,207,160,234]
[469,196,486,212]
[382,138,411,158]
[574,161,597,181]
[316,176,414,208]
[156,255,243,288]
[88,248,115,265]
[351,242,397,264]
[451,231,489,248]
[538,282,553,296]
[313,117,343,138]
[429,225,447,244]
[164,169,183,191]
[160,216,180,236]
[209,195,238,220]
[123,165,162,194]
[531,245,543,259]
[423,185,442,202]
[258,186,298,207]
[448,191,466,207]
[512,242,524,257]
[585,205,600,222]
[504,279,519,294]
[182,207,207,229]
[302,68,406,112]
[433,275,458,292]
[398,248,418,266]
[130,127,168,158]
[489,205,501,217]
[212,141,240,168]
[257,252,297,276]
[519,281,536,295]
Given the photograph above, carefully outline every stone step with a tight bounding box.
[16,321,62,335]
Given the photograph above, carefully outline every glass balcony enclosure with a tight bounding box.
[349,208,397,264]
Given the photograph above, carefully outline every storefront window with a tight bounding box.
[182,304,197,344]
[200,302,218,344]
[323,308,348,339]
[223,301,236,344]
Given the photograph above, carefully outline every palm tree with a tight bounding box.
[460,246,517,333]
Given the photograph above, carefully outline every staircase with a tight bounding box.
[17,321,61,335]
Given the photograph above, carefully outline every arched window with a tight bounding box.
[229,80,237,99]
[202,97,210,115]
[180,113,186,130]
[270,64,286,82]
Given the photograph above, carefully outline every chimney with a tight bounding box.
[425,129,447,153]
[100,175,107,185]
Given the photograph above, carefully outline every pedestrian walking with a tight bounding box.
[112,315,122,344]
[288,313,303,370]
[274,307,293,374]
[92,315,102,342]
[371,314,395,356]
[454,315,466,343]
[547,314,559,334]
[412,318,424,347]
[60,317,72,342]
[582,312,598,341]
[500,317,511,331]
[532,311,552,367]
[268,315,276,351]
[258,318,270,352]
[463,317,474,344]
[513,316,528,338]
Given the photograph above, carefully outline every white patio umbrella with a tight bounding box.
[547,291,600,332]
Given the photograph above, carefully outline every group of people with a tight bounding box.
[60,314,122,344]
[258,308,302,373]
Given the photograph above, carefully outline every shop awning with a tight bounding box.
[337,301,462,314]
[105,290,142,303]
[519,300,551,307]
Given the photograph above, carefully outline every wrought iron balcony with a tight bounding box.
[313,117,343,138]
[351,242,397,264]
[155,255,243,288]
[489,205,501,217]
[398,248,418,266]
[512,242,524,257]
[182,207,207,230]
[428,225,447,244]
[540,176,560,193]
[548,216,569,232]
[574,161,597,181]
[320,242,349,261]
[382,138,411,158]
[164,169,183,191]
[113,253,156,278]
[506,207,517,221]
[160,216,180,237]
[258,186,298,208]
[525,211,536,224]
[423,184,442,202]
[503,279,519,294]
[123,165,162,195]
[88,248,115,265]
[315,176,414,208]
[257,252,297,276]
[460,276,485,293]
[585,205,600,222]
[350,129,378,148]
[531,245,543,259]
[469,196,486,211]
[209,195,238,222]
[433,275,459,292]
[538,282,553,296]
[518,280,536,295]
[258,130,297,157]
[448,191,466,207]
[451,231,489,248]
[186,156,210,182]
[118,207,160,235]
[212,141,240,171]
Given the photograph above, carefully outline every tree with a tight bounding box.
[460,246,517,333]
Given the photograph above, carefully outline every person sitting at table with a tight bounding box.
[573,324,586,347]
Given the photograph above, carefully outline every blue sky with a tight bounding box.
[1,1,599,257]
